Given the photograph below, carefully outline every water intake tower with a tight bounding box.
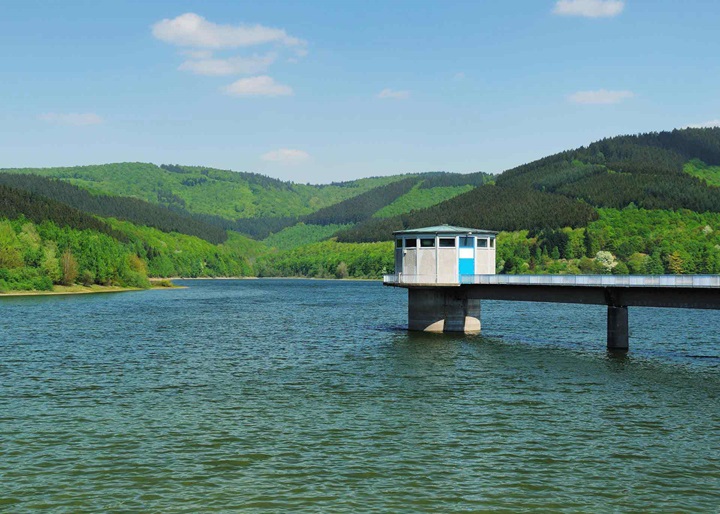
[391,225,497,333]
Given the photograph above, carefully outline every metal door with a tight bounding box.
[458,236,475,282]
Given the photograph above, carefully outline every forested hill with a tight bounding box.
[0,162,406,219]
[0,161,494,241]
[495,128,720,211]
[0,162,487,221]
[338,128,720,242]
[0,173,227,244]
[0,179,265,292]
[227,172,492,240]
[0,162,494,290]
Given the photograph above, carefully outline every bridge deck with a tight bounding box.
[384,274,720,349]
[383,274,720,310]
[383,274,720,288]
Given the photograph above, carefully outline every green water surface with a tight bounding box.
[1,279,718,512]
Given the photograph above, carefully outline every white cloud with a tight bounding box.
[182,49,213,59]
[377,88,410,100]
[568,89,634,104]
[179,53,277,76]
[152,13,306,50]
[553,0,624,18]
[38,112,103,126]
[261,148,310,163]
[222,75,293,97]
[685,120,720,129]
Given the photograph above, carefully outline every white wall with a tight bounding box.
[475,237,497,275]
[438,248,458,283]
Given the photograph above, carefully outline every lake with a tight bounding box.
[1,279,718,512]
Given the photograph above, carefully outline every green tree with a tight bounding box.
[627,252,649,275]
[42,243,61,283]
[666,251,685,274]
[646,252,665,275]
[335,261,349,279]
[612,261,630,275]
[61,250,79,285]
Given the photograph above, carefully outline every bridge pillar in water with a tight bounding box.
[607,305,629,351]
[408,288,481,333]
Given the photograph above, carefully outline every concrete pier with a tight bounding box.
[408,288,481,333]
[607,305,629,351]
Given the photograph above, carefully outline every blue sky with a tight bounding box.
[1,0,718,182]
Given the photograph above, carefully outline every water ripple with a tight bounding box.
[1,279,719,512]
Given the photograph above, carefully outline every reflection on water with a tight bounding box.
[0,279,718,512]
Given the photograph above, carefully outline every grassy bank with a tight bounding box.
[0,281,181,297]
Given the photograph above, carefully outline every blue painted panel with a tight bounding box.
[459,244,475,280]
[459,258,474,277]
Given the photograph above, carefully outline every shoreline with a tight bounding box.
[0,276,381,297]
[0,283,184,298]
[171,276,381,282]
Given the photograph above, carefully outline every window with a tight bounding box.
[490,238,495,248]
[439,238,455,248]
[420,238,435,248]
[396,239,403,248]
[477,238,488,248]
[405,238,416,248]
[459,236,474,247]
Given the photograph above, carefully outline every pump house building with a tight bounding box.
[392,225,497,284]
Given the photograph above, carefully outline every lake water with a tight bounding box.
[1,279,719,512]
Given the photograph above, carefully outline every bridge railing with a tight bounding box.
[385,274,720,288]
[383,274,455,285]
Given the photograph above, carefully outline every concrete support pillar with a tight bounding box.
[408,288,481,334]
[607,305,629,351]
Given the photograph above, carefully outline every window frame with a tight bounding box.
[459,236,474,248]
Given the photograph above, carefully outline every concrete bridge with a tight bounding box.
[383,274,720,351]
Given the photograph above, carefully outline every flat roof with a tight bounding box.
[393,224,498,236]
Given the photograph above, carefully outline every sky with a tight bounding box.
[1,0,719,183]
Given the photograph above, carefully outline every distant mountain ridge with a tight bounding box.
[338,128,720,242]
[0,162,489,221]
[2,127,720,248]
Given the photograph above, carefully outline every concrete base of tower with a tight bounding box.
[408,288,481,334]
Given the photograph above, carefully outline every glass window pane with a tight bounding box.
[396,239,403,248]
[478,238,488,248]
[439,238,455,248]
[405,238,416,248]
[420,238,435,248]
[490,238,495,248]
